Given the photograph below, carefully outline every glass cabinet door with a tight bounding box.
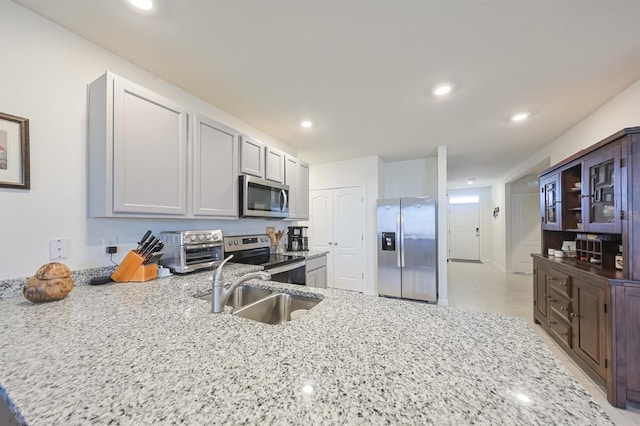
[582,145,621,233]
[541,174,561,230]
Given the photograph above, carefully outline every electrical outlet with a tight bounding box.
[49,238,69,259]
[102,237,118,256]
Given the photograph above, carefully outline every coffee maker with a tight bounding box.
[287,226,308,251]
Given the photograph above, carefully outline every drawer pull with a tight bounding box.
[561,332,568,336]
[570,313,579,318]
[560,307,567,311]
[550,321,556,325]
[550,278,568,287]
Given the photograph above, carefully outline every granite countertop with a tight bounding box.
[0,264,614,425]
[281,250,328,260]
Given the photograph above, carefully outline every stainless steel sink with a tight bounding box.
[199,285,273,309]
[233,293,321,325]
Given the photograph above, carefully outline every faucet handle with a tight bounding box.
[213,255,234,286]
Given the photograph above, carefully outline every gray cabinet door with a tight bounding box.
[285,156,310,220]
[306,271,317,288]
[315,266,327,289]
[298,161,309,220]
[285,155,299,218]
[191,114,238,217]
[265,146,285,183]
[240,136,264,177]
[112,77,187,215]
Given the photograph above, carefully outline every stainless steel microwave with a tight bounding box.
[239,175,289,218]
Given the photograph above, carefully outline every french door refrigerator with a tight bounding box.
[377,197,437,302]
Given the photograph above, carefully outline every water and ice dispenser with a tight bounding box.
[381,232,396,251]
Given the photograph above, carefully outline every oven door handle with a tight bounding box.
[183,243,224,250]
[266,260,305,275]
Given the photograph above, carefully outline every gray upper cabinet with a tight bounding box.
[88,72,188,217]
[285,155,299,216]
[265,146,286,183]
[191,114,238,218]
[285,155,310,220]
[298,160,309,219]
[240,136,265,178]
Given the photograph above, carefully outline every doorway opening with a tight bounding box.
[448,195,480,262]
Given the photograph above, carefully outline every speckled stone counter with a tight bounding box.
[0,264,614,425]
[281,250,328,260]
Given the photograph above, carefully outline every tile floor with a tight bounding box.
[447,260,640,426]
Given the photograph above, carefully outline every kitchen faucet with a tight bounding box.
[211,255,271,313]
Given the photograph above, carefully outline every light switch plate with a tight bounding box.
[49,238,69,259]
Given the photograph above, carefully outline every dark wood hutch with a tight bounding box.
[533,126,640,408]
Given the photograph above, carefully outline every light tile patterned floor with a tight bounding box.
[447,260,640,426]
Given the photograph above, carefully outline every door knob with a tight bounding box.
[334,242,338,246]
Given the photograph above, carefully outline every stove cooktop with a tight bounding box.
[232,252,302,268]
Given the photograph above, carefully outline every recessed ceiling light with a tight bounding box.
[511,112,529,122]
[300,120,313,128]
[433,84,453,97]
[127,0,153,11]
[467,178,476,185]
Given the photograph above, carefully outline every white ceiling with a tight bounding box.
[13,0,640,187]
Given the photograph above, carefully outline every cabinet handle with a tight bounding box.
[550,321,556,325]
[561,332,568,336]
[581,194,593,199]
[560,307,567,311]
[570,313,579,318]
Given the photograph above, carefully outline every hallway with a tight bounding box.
[448,260,640,426]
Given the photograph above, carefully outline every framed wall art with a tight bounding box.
[0,112,30,189]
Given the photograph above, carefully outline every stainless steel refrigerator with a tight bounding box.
[377,197,437,302]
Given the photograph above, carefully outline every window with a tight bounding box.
[449,195,479,204]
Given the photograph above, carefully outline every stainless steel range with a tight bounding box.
[158,230,224,274]
[225,234,306,285]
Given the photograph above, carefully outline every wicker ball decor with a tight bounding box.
[23,262,74,303]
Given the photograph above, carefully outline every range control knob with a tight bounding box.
[212,234,219,240]
[228,241,233,246]
[234,241,239,245]
[190,235,197,241]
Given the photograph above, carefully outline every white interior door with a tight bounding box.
[511,193,540,273]
[332,187,363,292]
[448,202,480,261]
[309,187,363,292]
[309,190,334,286]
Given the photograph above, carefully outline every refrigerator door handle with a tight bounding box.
[396,214,401,267]
[400,213,405,267]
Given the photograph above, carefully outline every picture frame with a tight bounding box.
[0,112,30,189]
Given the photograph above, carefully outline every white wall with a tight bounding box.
[0,1,297,279]
[308,156,380,295]
[490,78,640,270]
[382,158,438,198]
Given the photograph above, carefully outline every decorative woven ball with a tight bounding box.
[23,262,74,303]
